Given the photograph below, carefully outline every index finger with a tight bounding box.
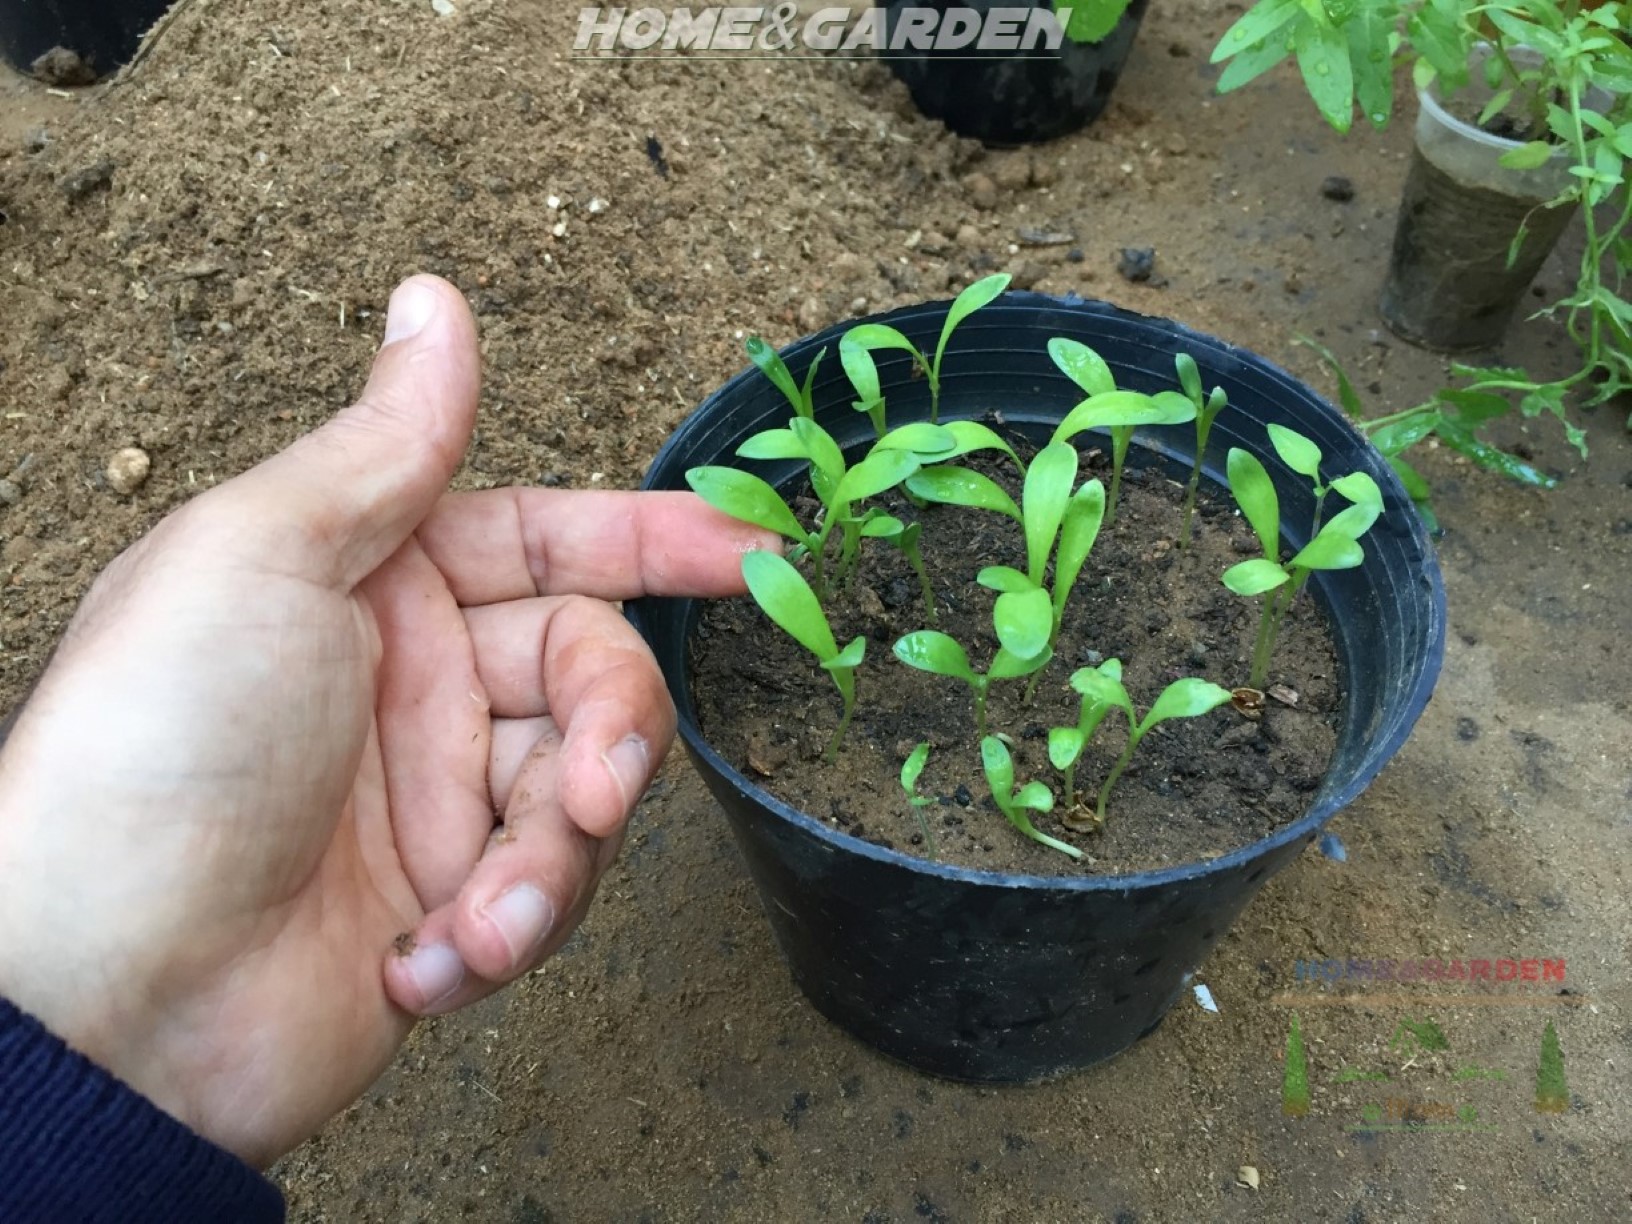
[415,489,777,606]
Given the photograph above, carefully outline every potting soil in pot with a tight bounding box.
[690,440,1341,877]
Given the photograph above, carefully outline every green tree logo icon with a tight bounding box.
[1535,1021,1568,1114]
[1283,1012,1310,1117]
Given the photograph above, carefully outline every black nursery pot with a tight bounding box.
[882,0,1148,145]
[628,294,1445,1083]
[0,0,171,78]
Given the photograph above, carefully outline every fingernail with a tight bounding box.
[602,734,650,810]
[400,940,464,1010]
[382,279,439,346]
[481,884,553,970]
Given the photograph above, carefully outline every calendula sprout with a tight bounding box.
[893,629,1049,739]
[1222,449,1383,688]
[1266,423,1328,539]
[1174,353,1230,548]
[740,550,864,762]
[696,417,925,600]
[1049,342,1197,522]
[1048,657,1123,817]
[899,741,938,858]
[860,512,936,625]
[973,442,1108,698]
[839,335,887,437]
[840,273,1011,422]
[745,335,825,420]
[904,463,1021,521]
[981,735,1082,860]
[1069,668,1234,828]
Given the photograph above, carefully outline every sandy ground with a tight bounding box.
[1,0,1628,1220]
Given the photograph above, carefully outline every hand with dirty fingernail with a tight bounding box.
[0,275,773,1168]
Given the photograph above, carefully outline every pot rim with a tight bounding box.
[633,292,1447,896]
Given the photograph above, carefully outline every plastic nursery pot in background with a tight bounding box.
[1379,49,1579,352]
[881,0,1149,146]
[0,0,172,78]
[628,294,1445,1084]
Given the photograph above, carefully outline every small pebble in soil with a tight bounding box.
[965,173,999,210]
[60,160,115,203]
[1321,175,1356,202]
[105,447,151,495]
[0,479,21,506]
[1456,716,1480,741]
[1066,247,1085,263]
[954,784,972,807]
[1117,247,1156,283]
[1319,832,1348,862]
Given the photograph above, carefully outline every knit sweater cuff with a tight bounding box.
[0,996,283,1223]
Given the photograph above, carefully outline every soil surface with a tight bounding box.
[3,1,1630,1221]
[692,456,1338,876]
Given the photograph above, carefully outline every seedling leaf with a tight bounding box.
[834,447,920,506]
[901,742,931,794]
[1048,337,1117,396]
[935,273,1010,373]
[839,334,882,404]
[938,420,1021,468]
[1289,532,1363,571]
[1054,478,1107,616]
[906,465,1022,520]
[737,427,807,461]
[990,645,1051,680]
[875,422,956,456]
[1069,665,1135,721]
[860,513,905,539]
[1175,352,1203,405]
[894,630,974,682]
[1143,678,1234,730]
[822,635,866,672]
[1322,500,1380,540]
[1266,424,1323,478]
[1223,558,1291,596]
[687,467,806,542]
[1051,390,1162,444]
[843,323,922,362]
[1049,726,1085,770]
[1226,447,1280,558]
[977,565,1034,593]
[1023,442,1079,585]
[1014,781,1054,812]
[742,550,838,661]
[1330,470,1382,509]
[789,417,846,495]
[993,587,1053,661]
[980,735,1015,794]
[745,336,807,417]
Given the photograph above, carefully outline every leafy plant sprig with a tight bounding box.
[860,512,936,625]
[1048,339,1197,522]
[1174,352,1230,547]
[893,630,1049,739]
[1048,657,1123,816]
[980,735,1082,860]
[746,335,825,420]
[1068,669,1235,829]
[899,741,938,858]
[841,274,1011,423]
[1267,422,1329,540]
[741,550,864,762]
[1221,447,1384,688]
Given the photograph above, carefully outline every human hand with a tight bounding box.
[0,276,770,1167]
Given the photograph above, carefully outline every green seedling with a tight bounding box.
[980,735,1082,860]
[893,629,1049,739]
[1048,657,1123,819]
[746,335,825,420]
[860,512,936,625]
[1267,423,1328,540]
[899,741,938,858]
[973,442,1108,697]
[1174,353,1229,547]
[1221,447,1384,688]
[741,550,864,762]
[839,335,887,437]
[1069,667,1234,828]
[841,273,1011,423]
[694,417,928,600]
[1049,341,1197,522]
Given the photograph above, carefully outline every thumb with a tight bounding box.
[213,274,481,590]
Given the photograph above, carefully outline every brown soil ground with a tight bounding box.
[692,459,1338,876]
[3,1,1629,1220]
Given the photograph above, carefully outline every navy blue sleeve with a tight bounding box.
[0,997,284,1223]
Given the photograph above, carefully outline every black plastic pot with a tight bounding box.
[0,0,172,79]
[628,293,1445,1083]
[881,0,1148,145]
